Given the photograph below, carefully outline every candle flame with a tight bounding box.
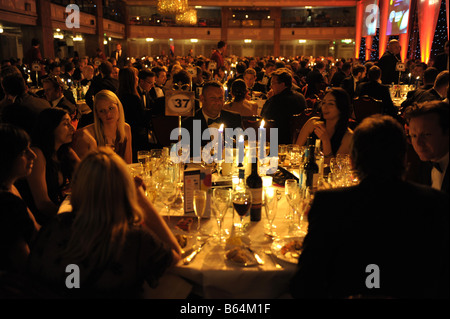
[219,124,224,131]
[260,120,265,128]
[239,135,244,142]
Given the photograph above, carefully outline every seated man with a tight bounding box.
[42,76,78,121]
[290,114,449,299]
[416,70,449,103]
[260,68,306,144]
[405,100,449,194]
[356,65,397,118]
[181,80,241,160]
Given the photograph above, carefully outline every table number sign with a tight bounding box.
[165,90,195,117]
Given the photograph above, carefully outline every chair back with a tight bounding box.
[353,95,384,123]
[241,116,275,142]
[151,115,181,147]
[289,108,320,143]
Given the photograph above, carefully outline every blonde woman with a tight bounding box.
[27,147,182,298]
[72,90,132,164]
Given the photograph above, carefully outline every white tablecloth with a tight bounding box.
[151,187,304,299]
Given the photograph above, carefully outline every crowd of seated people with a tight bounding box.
[0,43,448,298]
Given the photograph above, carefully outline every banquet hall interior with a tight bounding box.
[0,0,449,303]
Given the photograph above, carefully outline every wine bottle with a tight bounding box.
[303,137,319,191]
[246,161,262,222]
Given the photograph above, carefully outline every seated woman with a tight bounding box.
[16,108,79,226]
[0,124,39,274]
[223,79,258,116]
[71,89,132,164]
[27,147,182,298]
[295,87,353,160]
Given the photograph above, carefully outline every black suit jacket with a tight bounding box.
[376,51,401,84]
[356,80,397,117]
[260,88,306,144]
[181,108,242,159]
[85,76,119,109]
[290,176,449,299]
[111,50,127,68]
[340,76,359,100]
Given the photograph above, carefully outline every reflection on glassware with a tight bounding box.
[194,189,207,239]
[284,179,298,220]
[161,181,177,221]
[212,188,231,244]
[278,144,287,166]
[232,188,252,235]
[264,187,278,237]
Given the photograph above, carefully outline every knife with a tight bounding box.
[183,240,208,265]
[247,247,264,265]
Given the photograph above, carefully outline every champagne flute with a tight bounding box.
[264,187,278,237]
[232,188,252,235]
[161,180,177,221]
[193,189,207,240]
[284,179,298,220]
[212,188,231,244]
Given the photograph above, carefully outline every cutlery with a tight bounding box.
[265,250,283,269]
[247,247,264,266]
[183,240,208,265]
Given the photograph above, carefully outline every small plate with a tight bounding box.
[225,247,258,267]
[271,236,304,264]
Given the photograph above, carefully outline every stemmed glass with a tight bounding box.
[160,179,177,221]
[284,179,299,220]
[264,187,278,237]
[193,189,207,240]
[232,188,252,235]
[212,188,231,244]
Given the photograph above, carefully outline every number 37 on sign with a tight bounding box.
[165,90,195,117]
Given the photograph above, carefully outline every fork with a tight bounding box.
[265,250,283,269]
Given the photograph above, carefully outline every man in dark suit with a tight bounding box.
[149,66,167,100]
[244,68,267,96]
[42,76,78,120]
[261,68,306,144]
[400,67,439,109]
[305,61,327,98]
[416,70,449,103]
[356,65,397,118]
[84,61,119,109]
[376,39,402,84]
[405,100,449,194]
[290,115,449,299]
[340,65,365,100]
[330,62,351,88]
[0,72,50,136]
[182,81,241,161]
[137,68,156,110]
[110,43,126,68]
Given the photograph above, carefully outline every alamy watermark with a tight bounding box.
[169,122,279,173]
[66,4,80,29]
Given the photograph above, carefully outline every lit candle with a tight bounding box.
[262,176,273,188]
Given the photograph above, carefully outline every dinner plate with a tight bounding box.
[225,247,259,267]
[271,236,304,264]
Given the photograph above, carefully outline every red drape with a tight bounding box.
[418,0,442,64]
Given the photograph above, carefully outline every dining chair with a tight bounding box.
[289,108,320,143]
[352,95,384,124]
[151,115,182,147]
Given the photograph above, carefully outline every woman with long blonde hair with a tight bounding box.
[72,90,133,163]
[27,147,181,298]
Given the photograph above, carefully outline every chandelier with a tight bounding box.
[175,8,198,25]
[157,0,188,15]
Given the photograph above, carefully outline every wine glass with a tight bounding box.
[212,188,231,244]
[284,179,298,220]
[193,189,207,240]
[264,186,278,237]
[160,180,177,221]
[232,188,252,235]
